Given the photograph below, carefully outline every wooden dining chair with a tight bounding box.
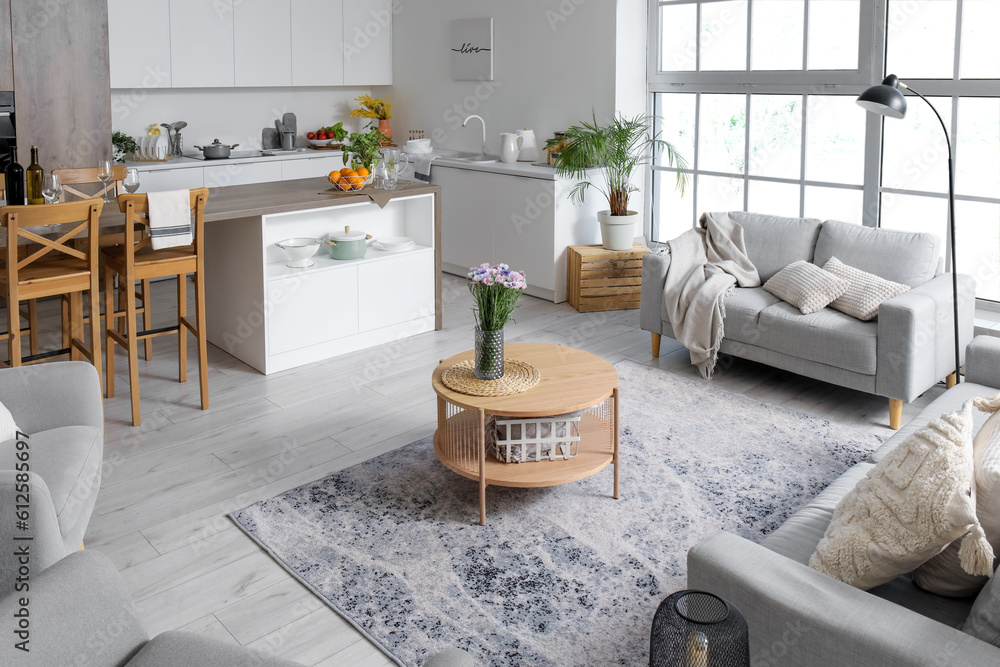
[0,199,103,372]
[0,173,39,357]
[104,188,209,426]
[53,164,154,361]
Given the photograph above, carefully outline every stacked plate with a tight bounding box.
[373,236,415,253]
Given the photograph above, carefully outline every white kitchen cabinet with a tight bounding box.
[342,0,392,86]
[268,270,359,355]
[434,165,603,303]
[108,0,171,89]
[290,0,344,86]
[435,167,494,273]
[281,155,343,181]
[169,0,235,88]
[358,251,434,331]
[139,166,205,193]
[204,161,283,188]
[234,0,291,87]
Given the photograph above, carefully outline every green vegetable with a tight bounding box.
[321,122,348,142]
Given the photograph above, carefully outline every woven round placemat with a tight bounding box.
[441,359,540,397]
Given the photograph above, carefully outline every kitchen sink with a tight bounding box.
[455,154,499,163]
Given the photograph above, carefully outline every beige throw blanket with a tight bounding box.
[664,212,760,378]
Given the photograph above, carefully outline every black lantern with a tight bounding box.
[649,590,749,667]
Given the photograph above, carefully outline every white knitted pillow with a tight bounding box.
[0,399,18,442]
[822,256,910,321]
[810,401,994,590]
[915,396,1000,596]
[762,260,849,315]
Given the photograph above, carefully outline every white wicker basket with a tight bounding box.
[487,412,583,463]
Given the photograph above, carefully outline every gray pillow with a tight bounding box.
[763,260,849,315]
[963,564,1000,646]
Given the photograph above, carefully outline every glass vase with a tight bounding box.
[474,325,504,380]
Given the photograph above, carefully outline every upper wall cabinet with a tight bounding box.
[169,0,235,88]
[108,0,171,89]
[290,0,344,86]
[108,0,390,89]
[343,0,391,86]
[235,0,291,87]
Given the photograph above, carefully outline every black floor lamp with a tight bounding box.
[857,74,962,385]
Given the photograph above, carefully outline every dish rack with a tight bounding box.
[487,413,583,463]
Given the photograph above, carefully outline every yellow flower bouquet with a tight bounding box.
[351,94,394,120]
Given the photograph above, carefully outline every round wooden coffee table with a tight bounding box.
[431,343,620,525]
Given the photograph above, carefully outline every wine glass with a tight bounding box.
[41,174,62,204]
[123,168,141,194]
[97,159,113,203]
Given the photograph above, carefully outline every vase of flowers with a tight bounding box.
[468,263,526,380]
[351,94,395,143]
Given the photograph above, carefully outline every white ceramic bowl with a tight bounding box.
[275,238,322,268]
[308,138,341,147]
[406,139,432,154]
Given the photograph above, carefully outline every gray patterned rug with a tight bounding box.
[231,360,882,666]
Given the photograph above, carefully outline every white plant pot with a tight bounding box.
[597,210,637,251]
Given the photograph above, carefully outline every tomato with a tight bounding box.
[307,131,316,140]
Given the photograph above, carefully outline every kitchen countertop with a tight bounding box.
[124,148,344,171]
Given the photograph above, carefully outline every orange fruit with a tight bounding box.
[340,167,353,176]
[356,167,369,177]
[338,180,352,191]
[328,170,341,184]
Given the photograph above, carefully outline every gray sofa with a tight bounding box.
[640,212,976,428]
[687,335,1000,665]
[0,361,104,590]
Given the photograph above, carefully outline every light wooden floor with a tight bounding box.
[22,273,944,665]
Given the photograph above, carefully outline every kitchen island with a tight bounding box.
[198,178,441,374]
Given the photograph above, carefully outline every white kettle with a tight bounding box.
[516,128,538,162]
[499,132,524,164]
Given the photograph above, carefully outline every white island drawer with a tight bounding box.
[267,269,359,356]
[358,250,435,331]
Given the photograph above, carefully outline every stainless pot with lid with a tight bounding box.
[192,139,239,159]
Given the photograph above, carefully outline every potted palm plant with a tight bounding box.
[554,113,689,250]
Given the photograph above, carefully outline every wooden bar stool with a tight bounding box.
[54,165,154,361]
[104,188,209,426]
[0,199,103,371]
[0,173,39,357]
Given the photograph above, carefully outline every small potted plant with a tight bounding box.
[112,131,139,163]
[468,263,526,380]
[341,125,388,175]
[351,94,395,144]
[554,113,689,251]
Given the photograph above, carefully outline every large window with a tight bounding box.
[649,0,1000,302]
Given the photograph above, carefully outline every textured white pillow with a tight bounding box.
[0,399,18,442]
[915,396,1000,596]
[810,401,994,590]
[762,260,849,315]
[822,256,910,321]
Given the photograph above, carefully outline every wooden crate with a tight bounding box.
[567,243,649,312]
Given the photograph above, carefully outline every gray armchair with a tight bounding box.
[0,361,104,592]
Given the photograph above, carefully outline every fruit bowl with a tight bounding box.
[275,238,322,268]
[327,169,373,192]
[308,138,340,147]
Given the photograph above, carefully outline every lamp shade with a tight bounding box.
[857,74,907,119]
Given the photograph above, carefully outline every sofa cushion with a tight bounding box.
[964,566,1000,647]
[757,302,878,375]
[915,398,1000,597]
[823,256,911,321]
[0,425,102,549]
[0,400,18,442]
[814,219,941,287]
[809,402,981,590]
[727,211,824,282]
[763,260,849,315]
[721,287,783,344]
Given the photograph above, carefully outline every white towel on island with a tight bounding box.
[146,189,192,250]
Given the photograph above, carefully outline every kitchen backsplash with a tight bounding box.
[111,86,373,151]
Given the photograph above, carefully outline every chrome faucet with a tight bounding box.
[462,114,487,155]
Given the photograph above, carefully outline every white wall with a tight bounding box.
[110,87,372,151]
[373,0,622,156]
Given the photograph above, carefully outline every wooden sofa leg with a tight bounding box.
[889,399,903,430]
[651,332,661,358]
[946,372,957,389]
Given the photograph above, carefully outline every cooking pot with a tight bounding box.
[324,225,372,260]
[192,139,239,159]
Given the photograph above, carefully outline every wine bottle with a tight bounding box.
[5,147,24,206]
[26,145,43,205]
